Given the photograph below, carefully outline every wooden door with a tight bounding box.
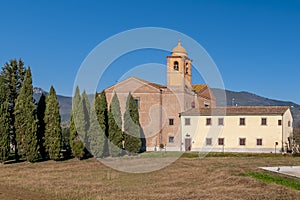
[185,138,191,151]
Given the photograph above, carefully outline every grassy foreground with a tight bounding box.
[244,172,300,190]
[1,153,300,200]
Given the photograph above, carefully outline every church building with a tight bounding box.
[105,41,293,153]
[105,41,215,151]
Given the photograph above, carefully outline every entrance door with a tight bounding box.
[185,138,191,151]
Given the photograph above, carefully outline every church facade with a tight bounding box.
[105,41,215,151]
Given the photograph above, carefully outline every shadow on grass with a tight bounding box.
[2,159,26,165]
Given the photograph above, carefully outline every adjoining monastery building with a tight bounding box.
[105,41,293,153]
[181,106,293,153]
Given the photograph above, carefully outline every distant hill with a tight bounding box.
[33,87,72,122]
[33,87,300,126]
[212,88,300,126]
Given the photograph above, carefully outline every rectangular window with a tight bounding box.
[278,120,282,126]
[191,101,195,108]
[240,118,246,126]
[257,138,262,146]
[218,138,224,146]
[169,118,174,126]
[206,118,212,126]
[206,138,212,146]
[261,118,267,126]
[218,118,224,126]
[288,121,291,127]
[185,118,190,126]
[239,138,246,146]
[134,98,140,108]
[169,136,174,143]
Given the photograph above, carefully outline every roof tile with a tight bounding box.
[181,106,290,116]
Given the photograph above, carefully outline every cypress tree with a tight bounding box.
[0,76,10,163]
[69,113,84,159]
[123,93,142,154]
[61,127,70,155]
[69,86,85,159]
[82,91,90,116]
[1,59,26,160]
[88,93,106,157]
[44,86,62,160]
[108,93,123,156]
[37,93,47,159]
[81,90,90,149]
[72,88,88,145]
[14,67,39,162]
[96,91,109,156]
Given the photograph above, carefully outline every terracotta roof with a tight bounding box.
[192,84,207,93]
[148,82,167,89]
[181,106,290,116]
[131,77,166,89]
[105,76,166,91]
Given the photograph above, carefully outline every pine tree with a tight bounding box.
[44,86,62,160]
[37,93,47,159]
[14,67,39,162]
[1,59,26,160]
[123,93,142,154]
[108,93,123,156]
[0,76,10,163]
[69,86,85,159]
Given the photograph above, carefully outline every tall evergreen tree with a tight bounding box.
[1,59,26,160]
[69,86,85,159]
[82,91,91,116]
[80,90,90,149]
[88,92,106,157]
[96,91,109,156]
[69,113,85,159]
[0,76,10,163]
[123,93,142,154]
[61,127,70,152]
[44,86,62,160]
[37,93,47,159]
[108,93,123,156]
[14,67,39,162]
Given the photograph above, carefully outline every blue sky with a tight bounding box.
[1,0,300,104]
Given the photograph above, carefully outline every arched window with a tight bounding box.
[185,62,189,74]
[173,61,179,71]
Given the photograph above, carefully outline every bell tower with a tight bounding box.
[167,41,192,90]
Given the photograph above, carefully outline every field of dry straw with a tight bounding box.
[1,153,300,200]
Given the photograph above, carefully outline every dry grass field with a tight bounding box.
[1,153,300,200]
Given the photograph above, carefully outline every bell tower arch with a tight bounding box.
[167,41,192,90]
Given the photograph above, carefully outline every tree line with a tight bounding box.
[0,59,142,163]
[0,59,63,162]
[69,87,142,159]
